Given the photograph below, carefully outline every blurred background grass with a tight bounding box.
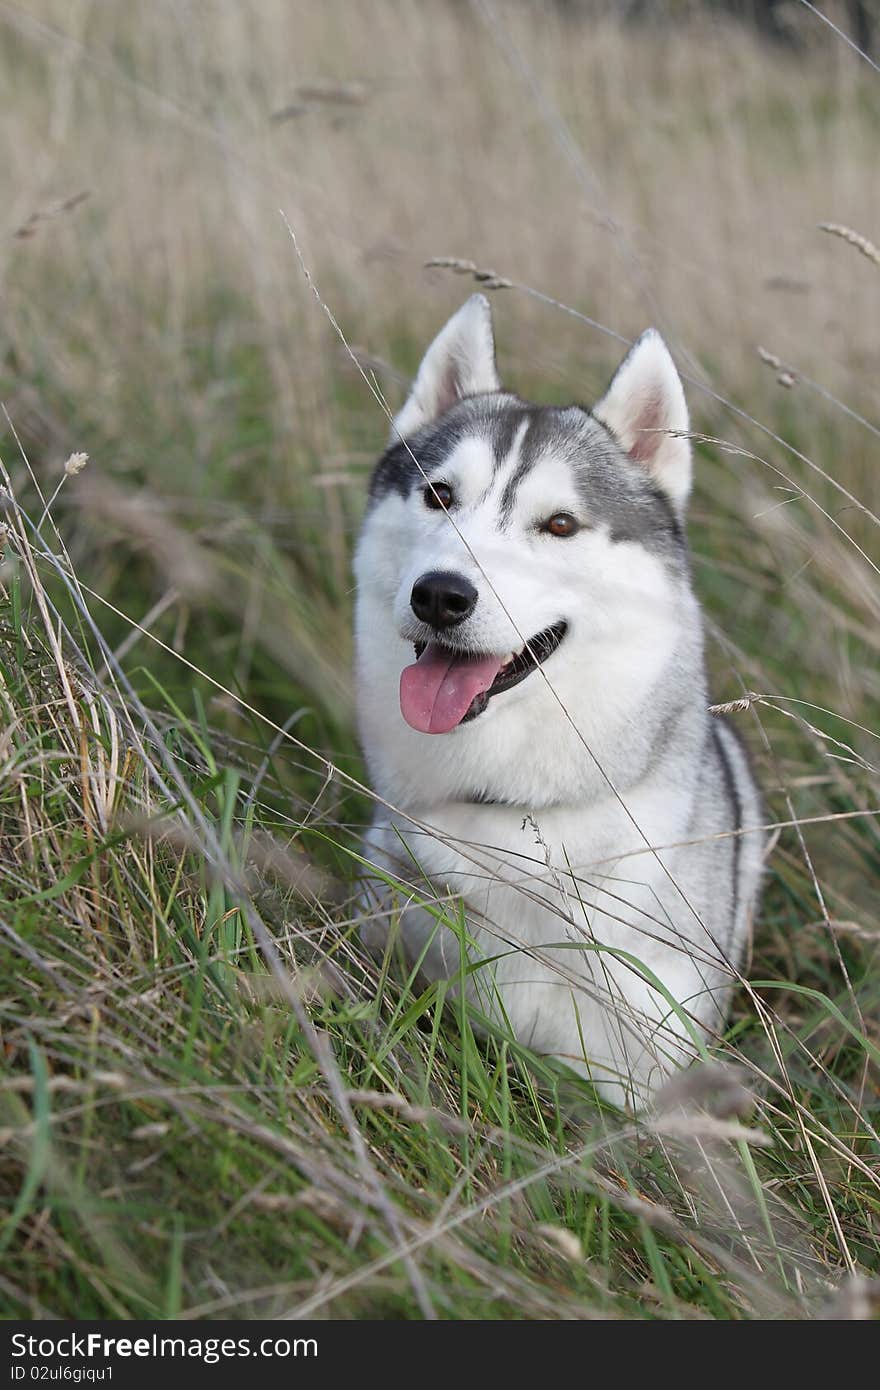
[0,0,878,1319]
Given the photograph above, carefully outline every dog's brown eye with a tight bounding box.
[544,512,578,538]
[424,481,454,511]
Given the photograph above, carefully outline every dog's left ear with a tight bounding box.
[391,295,501,443]
[593,330,691,511]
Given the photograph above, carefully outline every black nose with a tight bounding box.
[410,571,478,630]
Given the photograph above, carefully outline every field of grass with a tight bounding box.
[0,0,878,1319]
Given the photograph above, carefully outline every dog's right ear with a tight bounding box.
[391,295,501,444]
[593,329,692,512]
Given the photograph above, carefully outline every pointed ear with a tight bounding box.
[593,329,691,510]
[391,295,501,443]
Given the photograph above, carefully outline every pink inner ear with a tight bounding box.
[435,362,461,417]
[628,392,664,464]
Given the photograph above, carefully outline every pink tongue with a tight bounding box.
[400,643,505,734]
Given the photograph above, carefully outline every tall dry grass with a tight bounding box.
[3,1,879,670]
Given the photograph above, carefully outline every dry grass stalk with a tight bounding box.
[818,221,880,269]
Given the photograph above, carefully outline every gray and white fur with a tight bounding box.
[354,295,763,1110]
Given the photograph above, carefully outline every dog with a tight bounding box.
[353,294,763,1110]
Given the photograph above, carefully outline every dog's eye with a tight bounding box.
[543,512,579,538]
[423,481,454,511]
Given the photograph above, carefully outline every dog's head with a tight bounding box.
[355,295,695,751]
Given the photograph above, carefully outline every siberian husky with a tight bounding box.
[354,295,763,1110]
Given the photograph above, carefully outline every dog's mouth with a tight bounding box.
[399,621,567,735]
